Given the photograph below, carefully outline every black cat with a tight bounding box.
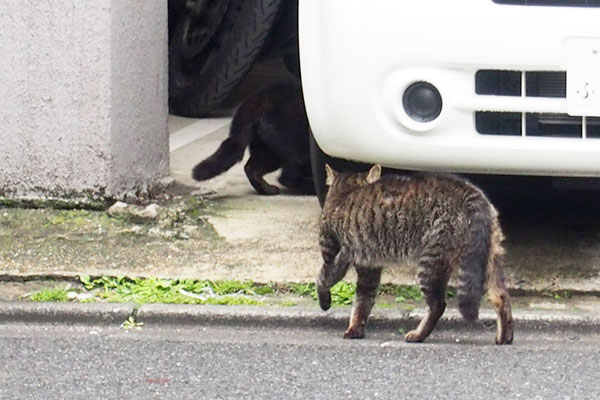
[191,81,313,195]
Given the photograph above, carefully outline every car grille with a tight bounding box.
[474,70,600,138]
[493,0,600,7]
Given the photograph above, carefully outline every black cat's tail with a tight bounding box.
[457,190,497,321]
[191,113,255,181]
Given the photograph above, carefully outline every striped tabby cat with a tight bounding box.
[316,164,513,344]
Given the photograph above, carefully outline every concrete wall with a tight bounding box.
[0,1,169,199]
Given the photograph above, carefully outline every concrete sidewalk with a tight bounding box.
[1,116,600,305]
[0,116,323,285]
[168,115,323,283]
[1,115,600,331]
[162,115,600,294]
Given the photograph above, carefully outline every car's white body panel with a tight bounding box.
[299,0,600,176]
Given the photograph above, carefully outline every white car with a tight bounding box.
[299,0,600,201]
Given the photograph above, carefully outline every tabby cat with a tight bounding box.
[191,81,313,195]
[316,164,513,344]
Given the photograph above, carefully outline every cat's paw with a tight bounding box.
[495,328,514,345]
[259,185,280,196]
[404,330,426,343]
[317,289,331,311]
[343,326,365,339]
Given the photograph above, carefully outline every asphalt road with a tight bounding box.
[0,322,599,400]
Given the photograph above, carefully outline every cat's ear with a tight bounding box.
[325,164,336,186]
[366,164,382,184]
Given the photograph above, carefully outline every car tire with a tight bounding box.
[169,0,283,117]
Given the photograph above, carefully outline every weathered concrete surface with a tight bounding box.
[1,121,600,297]
[0,1,168,198]
[165,124,600,293]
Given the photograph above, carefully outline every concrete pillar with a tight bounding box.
[0,1,169,199]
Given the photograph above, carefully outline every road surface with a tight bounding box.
[0,321,598,399]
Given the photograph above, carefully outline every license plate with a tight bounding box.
[566,39,600,117]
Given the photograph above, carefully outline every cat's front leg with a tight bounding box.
[317,283,332,311]
[344,266,382,339]
[316,245,351,311]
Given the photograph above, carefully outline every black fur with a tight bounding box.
[192,81,313,195]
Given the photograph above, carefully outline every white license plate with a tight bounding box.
[567,39,600,117]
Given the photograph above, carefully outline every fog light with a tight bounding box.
[402,82,442,123]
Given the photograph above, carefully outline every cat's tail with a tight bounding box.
[458,187,513,344]
[191,112,254,181]
[457,193,498,321]
[485,217,514,344]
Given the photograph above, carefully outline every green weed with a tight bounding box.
[287,282,316,297]
[78,276,269,305]
[121,316,144,330]
[30,287,70,302]
[329,281,356,306]
[393,286,423,303]
[287,281,356,306]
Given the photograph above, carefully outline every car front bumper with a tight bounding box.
[299,0,600,176]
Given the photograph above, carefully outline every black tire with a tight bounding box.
[309,132,329,207]
[309,130,370,207]
[168,0,187,42]
[169,0,284,117]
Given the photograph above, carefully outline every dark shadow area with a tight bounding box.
[466,174,600,285]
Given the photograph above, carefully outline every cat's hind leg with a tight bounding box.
[244,138,281,195]
[344,266,382,339]
[278,165,315,194]
[405,254,451,343]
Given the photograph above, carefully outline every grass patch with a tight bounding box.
[287,282,316,297]
[380,285,456,303]
[79,276,270,305]
[28,278,359,307]
[392,286,424,303]
[329,281,356,306]
[285,281,356,306]
[30,287,70,302]
[28,278,440,308]
[28,277,271,306]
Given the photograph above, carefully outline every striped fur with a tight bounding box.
[317,165,513,344]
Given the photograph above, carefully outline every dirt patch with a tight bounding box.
[2,188,600,293]
[0,196,222,279]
